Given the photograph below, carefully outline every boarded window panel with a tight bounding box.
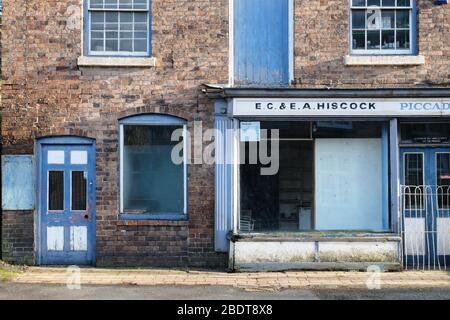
[234,0,289,85]
[49,171,64,211]
[72,171,87,211]
[315,139,384,231]
[2,155,35,210]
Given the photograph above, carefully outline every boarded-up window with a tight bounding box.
[234,0,290,86]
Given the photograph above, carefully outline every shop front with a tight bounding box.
[206,87,450,271]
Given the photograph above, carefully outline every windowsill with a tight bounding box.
[232,231,400,242]
[119,213,188,221]
[345,55,425,66]
[77,56,157,67]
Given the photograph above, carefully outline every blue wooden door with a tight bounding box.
[234,0,290,86]
[400,148,450,269]
[39,142,96,265]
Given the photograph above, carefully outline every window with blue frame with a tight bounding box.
[350,0,415,54]
[119,115,187,219]
[233,0,291,86]
[86,0,151,56]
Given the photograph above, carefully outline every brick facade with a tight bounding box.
[1,0,228,267]
[1,0,449,267]
[293,1,450,87]
[1,211,35,265]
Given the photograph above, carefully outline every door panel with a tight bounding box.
[39,143,95,265]
[401,148,450,269]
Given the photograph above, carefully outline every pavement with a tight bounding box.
[0,267,449,300]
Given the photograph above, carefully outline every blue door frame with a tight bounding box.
[37,137,96,265]
[400,147,450,269]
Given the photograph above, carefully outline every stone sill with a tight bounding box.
[345,55,425,66]
[77,56,156,67]
[232,232,401,242]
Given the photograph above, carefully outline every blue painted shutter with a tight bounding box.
[234,0,290,86]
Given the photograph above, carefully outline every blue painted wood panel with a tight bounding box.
[234,0,290,86]
[2,155,35,210]
[37,138,96,266]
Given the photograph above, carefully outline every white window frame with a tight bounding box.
[350,0,415,55]
[119,116,188,216]
[87,0,151,57]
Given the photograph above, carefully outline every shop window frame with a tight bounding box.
[236,119,392,234]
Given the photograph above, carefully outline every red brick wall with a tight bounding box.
[1,0,450,267]
[1,0,228,267]
[293,0,450,87]
[1,211,35,265]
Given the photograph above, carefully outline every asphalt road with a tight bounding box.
[0,283,449,300]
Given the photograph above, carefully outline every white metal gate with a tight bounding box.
[400,185,450,270]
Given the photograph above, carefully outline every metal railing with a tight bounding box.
[400,185,450,270]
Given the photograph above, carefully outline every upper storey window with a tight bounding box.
[351,0,415,55]
[86,0,151,56]
[232,0,292,86]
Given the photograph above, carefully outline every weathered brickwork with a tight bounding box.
[1,0,449,267]
[1,211,35,265]
[293,0,450,87]
[1,0,228,267]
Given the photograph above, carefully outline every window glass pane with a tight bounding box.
[120,39,133,51]
[49,171,64,211]
[367,30,381,49]
[72,171,87,211]
[352,31,366,49]
[396,30,410,49]
[134,39,147,52]
[105,23,119,31]
[134,0,148,9]
[381,10,395,28]
[105,0,118,8]
[382,30,395,49]
[90,0,104,9]
[105,39,119,51]
[119,0,133,9]
[91,39,104,51]
[437,154,450,209]
[404,153,424,209]
[91,12,104,23]
[123,125,184,214]
[367,0,381,6]
[105,12,119,23]
[352,10,366,29]
[382,0,395,6]
[120,31,133,39]
[396,10,410,28]
[400,123,450,144]
[397,0,410,6]
[106,31,118,39]
[352,0,366,6]
[134,12,148,23]
[120,12,133,23]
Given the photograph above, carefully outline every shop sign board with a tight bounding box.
[232,98,450,117]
